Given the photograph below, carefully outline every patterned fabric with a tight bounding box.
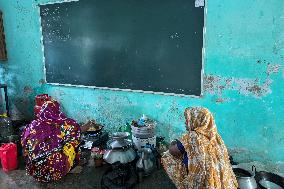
[21,100,81,182]
[162,107,238,189]
[175,139,188,173]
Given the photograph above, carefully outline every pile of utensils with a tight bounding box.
[232,164,284,189]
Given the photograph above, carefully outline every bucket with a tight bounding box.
[0,143,18,172]
[131,125,155,138]
[132,135,156,150]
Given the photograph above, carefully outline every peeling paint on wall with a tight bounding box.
[229,147,250,155]
[266,64,281,75]
[203,75,222,95]
[215,98,230,103]
[204,63,282,98]
[39,79,46,84]
[234,78,272,98]
[24,86,33,94]
[0,67,5,83]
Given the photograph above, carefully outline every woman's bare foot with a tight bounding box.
[69,166,83,174]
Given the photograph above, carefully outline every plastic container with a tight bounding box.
[131,116,156,150]
[0,143,18,172]
[131,125,155,139]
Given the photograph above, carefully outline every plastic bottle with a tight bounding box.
[138,114,147,127]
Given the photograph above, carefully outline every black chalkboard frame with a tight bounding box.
[38,0,206,98]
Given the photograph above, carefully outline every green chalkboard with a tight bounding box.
[40,0,204,95]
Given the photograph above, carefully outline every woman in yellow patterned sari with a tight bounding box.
[161,107,238,189]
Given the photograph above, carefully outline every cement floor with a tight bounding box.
[0,159,176,189]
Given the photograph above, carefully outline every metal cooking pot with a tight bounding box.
[103,132,136,164]
[103,148,136,164]
[109,132,130,149]
[233,165,257,189]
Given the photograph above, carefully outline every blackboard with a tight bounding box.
[40,0,204,96]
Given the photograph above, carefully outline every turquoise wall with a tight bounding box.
[0,0,283,165]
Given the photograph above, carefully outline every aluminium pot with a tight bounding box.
[103,148,136,164]
[232,165,258,189]
[103,132,136,164]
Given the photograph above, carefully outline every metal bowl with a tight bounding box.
[112,132,129,141]
[108,139,132,150]
[255,171,284,189]
[86,124,104,134]
[108,132,131,149]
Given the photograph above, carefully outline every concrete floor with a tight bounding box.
[2,160,284,189]
[0,159,176,189]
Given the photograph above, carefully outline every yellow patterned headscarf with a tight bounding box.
[184,107,217,140]
[181,107,238,189]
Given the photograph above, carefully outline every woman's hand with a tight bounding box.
[169,140,182,157]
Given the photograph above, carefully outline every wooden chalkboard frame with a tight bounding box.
[38,0,206,98]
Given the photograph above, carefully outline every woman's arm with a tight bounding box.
[169,139,189,172]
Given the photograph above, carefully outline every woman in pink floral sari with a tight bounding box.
[21,99,93,182]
